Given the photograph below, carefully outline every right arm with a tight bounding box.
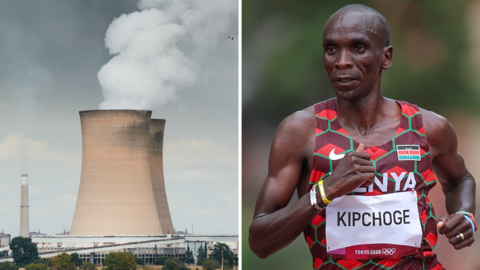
[248,110,318,258]
[248,109,375,258]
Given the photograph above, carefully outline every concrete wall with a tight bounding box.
[70,110,162,235]
[149,119,174,234]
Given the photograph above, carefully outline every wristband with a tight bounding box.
[456,211,477,233]
[465,216,476,233]
[309,184,323,211]
[318,180,332,204]
[468,213,477,232]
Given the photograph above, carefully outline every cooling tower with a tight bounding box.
[70,110,162,235]
[20,174,29,237]
[149,119,174,234]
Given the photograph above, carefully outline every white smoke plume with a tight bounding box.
[98,0,237,109]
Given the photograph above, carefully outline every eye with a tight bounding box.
[326,46,337,55]
[354,45,366,53]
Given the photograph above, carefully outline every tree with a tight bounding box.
[154,256,168,265]
[202,260,220,270]
[24,263,48,270]
[0,262,18,270]
[208,243,235,269]
[10,237,39,267]
[196,246,206,266]
[80,262,96,270]
[50,253,74,270]
[104,252,136,270]
[69,253,82,267]
[134,257,144,266]
[184,246,194,265]
[31,258,47,265]
[155,256,180,266]
[162,260,179,270]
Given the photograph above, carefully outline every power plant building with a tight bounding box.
[0,110,239,266]
[70,110,173,235]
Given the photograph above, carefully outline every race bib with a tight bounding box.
[325,191,422,259]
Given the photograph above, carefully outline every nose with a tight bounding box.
[335,49,353,69]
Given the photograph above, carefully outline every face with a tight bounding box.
[322,11,392,100]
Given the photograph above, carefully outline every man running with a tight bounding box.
[249,4,476,270]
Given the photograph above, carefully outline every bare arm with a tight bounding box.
[249,108,375,258]
[248,110,317,258]
[423,109,476,249]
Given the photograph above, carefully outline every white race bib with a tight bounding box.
[325,191,422,259]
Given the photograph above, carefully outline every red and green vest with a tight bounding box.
[306,99,444,270]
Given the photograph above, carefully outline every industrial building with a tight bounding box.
[0,233,10,248]
[70,110,172,235]
[0,110,237,265]
[0,235,238,265]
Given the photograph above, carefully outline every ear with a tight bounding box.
[382,46,393,70]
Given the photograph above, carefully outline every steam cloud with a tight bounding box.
[98,0,237,109]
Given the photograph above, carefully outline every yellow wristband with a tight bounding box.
[318,180,332,204]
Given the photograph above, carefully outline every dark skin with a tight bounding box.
[249,10,476,259]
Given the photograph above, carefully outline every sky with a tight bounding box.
[0,0,238,236]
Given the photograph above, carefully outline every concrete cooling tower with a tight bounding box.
[70,110,173,235]
[149,120,174,234]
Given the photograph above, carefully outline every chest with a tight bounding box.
[309,99,436,195]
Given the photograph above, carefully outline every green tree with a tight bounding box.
[208,243,235,269]
[201,260,220,270]
[80,261,96,270]
[196,246,206,266]
[69,253,82,267]
[10,237,39,267]
[50,253,74,270]
[155,256,180,266]
[184,246,194,265]
[0,262,18,270]
[154,256,168,265]
[104,252,136,270]
[162,260,179,270]
[24,263,48,270]
[31,258,46,265]
[134,257,144,266]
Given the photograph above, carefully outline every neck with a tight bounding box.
[336,91,388,136]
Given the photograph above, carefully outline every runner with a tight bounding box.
[249,4,476,269]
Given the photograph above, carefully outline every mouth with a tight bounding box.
[336,78,356,83]
[333,77,358,87]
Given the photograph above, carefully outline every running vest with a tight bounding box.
[306,99,444,270]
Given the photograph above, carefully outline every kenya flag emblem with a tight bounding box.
[396,145,421,161]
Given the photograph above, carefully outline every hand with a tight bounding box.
[323,143,375,200]
[437,213,475,249]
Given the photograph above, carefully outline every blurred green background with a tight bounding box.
[242,0,480,269]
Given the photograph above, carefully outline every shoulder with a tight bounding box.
[275,105,315,139]
[420,108,457,158]
[271,105,315,156]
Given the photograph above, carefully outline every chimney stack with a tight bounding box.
[20,174,29,237]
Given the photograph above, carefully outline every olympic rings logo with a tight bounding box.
[382,248,396,255]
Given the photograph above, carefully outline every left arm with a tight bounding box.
[422,109,476,249]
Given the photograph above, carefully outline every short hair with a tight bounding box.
[333,4,390,47]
